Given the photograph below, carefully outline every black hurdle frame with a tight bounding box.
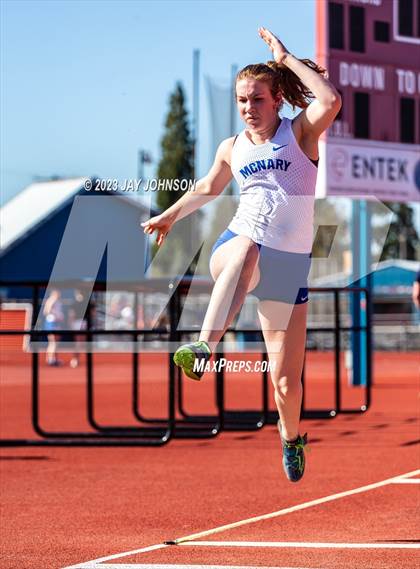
[0,280,371,447]
[170,283,372,430]
[0,282,176,446]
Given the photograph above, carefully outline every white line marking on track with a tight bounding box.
[61,544,167,569]
[179,541,420,549]
[167,469,420,544]
[391,478,420,484]
[61,469,420,569]
[74,565,318,569]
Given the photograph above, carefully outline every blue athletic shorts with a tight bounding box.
[210,228,311,305]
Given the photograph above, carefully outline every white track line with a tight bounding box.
[391,478,420,484]
[167,469,420,544]
[179,541,420,549]
[62,468,420,569]
[77,565,317,569]
[61,544,167,569]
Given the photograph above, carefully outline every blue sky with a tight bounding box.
[1,0,316,205]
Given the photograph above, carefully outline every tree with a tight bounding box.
[156,83,194,211]
[152,83,202,276]
[377,202,419,261]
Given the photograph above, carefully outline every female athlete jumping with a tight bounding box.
[141,27,341,482]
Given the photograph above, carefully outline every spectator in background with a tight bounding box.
[68,289,88,368]
[137,304,146,329]
[120,302,134,329]
[43,289,65,366]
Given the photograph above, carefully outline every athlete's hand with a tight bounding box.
[140,212,176,247]
[258,27,290,67]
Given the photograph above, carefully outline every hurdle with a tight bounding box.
[172,280,372,431]
[0,281,175,446]
[0,279,372,446]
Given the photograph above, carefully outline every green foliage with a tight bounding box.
[378,203,419,261]
[151,82,201,277]
[156,83,194,212]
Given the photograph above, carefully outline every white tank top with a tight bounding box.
[228,116,318,253]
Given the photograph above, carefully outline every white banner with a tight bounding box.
[316,137,420,202]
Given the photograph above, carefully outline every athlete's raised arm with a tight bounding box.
[258,26,341,141]
[141,137,235,246]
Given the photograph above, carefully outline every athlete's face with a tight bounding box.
[236,78,281,130]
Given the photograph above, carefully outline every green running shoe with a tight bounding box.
[278,420,308,483]
[173,340,212,381]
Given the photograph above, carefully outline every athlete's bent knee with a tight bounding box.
[273,375,303,394]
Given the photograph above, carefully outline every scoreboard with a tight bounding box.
[315,0,420,203]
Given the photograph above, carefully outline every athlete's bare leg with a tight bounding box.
[46,333,58,365]
[198,235,261,351]
[257,300,308,441]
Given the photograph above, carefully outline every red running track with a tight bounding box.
[0,351,419,569]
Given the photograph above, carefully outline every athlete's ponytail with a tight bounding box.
[237,59,327,111]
